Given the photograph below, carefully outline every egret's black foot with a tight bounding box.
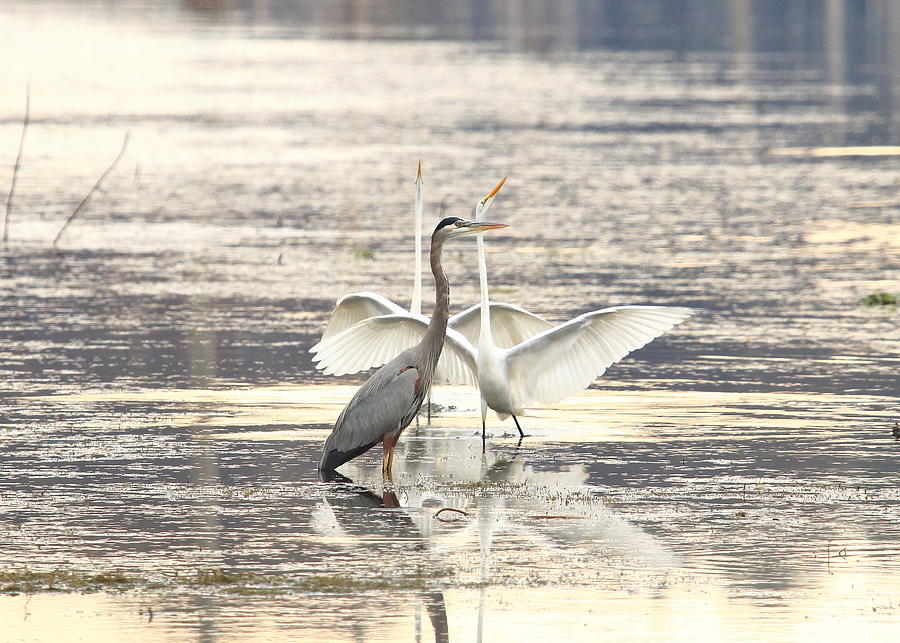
[511,415,527,438]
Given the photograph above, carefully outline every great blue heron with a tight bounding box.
[318,208,508,480]
[312,181,693,438]
[318,166,550,350]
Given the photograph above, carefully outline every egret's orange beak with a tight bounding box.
[480,177,507,206]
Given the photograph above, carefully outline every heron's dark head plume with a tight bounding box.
[435,216,464,232]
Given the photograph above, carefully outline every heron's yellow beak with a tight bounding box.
[461,221,508,232]
[416,160,423,183]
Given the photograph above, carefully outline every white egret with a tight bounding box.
[312,180,693,437]
[317,170,552,387]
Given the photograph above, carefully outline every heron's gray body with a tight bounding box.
[318,347,425,471]
[318,219,468,475]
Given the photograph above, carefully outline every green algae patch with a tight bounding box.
[0,569,139,594]
[0,566,456,596]
[190,568,266,586]
[198,572,453,596]
[860,292,898,307]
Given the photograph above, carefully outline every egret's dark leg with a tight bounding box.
[427,389,432,425]
[511,415,525,438]
[480,397,488,443]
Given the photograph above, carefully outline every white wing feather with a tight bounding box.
[449,302,553,348]
[506,306,693,408]
[320,292,407,341]
[310,314,478,386]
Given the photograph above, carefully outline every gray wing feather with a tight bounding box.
[319,349,421,470]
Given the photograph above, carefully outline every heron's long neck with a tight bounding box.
[477,235,492,346]
[417,235,449,373]
[410,177,423,315]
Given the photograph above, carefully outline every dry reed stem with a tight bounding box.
[52,132,130,249]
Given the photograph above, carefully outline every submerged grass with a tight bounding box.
[0,566,455,596]
[0,568,138,594]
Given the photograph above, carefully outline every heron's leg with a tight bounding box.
[427,388,432,425]
[382,430,401,481]
[382,447,391,481]
[480,397,488,441]
[382,449,395,483]
[511,414,525,438]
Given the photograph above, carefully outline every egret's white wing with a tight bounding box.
[505,306,693,408]
[431,326,478,386]
[320,292,407,341]
[449,302,553,348]
[311,314,478,386]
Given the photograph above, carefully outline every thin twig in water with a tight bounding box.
[434,507,470,522]
[52,132,130,249]
[527,515,586,520]
[4,86,30,246]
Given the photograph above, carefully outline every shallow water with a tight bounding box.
[1,1,899,641]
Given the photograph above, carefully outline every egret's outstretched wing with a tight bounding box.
[505,306,693,407]
[449,302,553,348]
[320,292,407,341]
[310,314,478,386]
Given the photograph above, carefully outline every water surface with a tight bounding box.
[1,1,898,641]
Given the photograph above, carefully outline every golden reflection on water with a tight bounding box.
[47,383,899,442]
[16,385,897,641]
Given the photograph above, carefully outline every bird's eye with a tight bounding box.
[454,220,463,227]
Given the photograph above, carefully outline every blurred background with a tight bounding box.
[1,2,898,641]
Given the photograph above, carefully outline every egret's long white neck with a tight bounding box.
[410,172,423,315]
[476,222,493,348]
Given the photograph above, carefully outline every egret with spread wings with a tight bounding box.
[313,181,693,438]
[318,209,508,480]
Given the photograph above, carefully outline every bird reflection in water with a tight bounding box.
[316,443,677,643]
[314,470,449,643]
